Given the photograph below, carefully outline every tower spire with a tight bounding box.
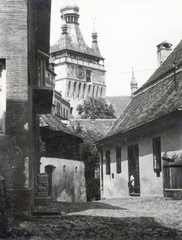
[130,67,138,97]
[92,18,101,55]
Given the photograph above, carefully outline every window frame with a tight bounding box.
[153,137,162,175]
[116,146,121,174]
[86,70,91,82]
[106,150,111,175]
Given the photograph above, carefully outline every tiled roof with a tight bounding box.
[106,96,131,118]
[101,40,182,140]
[51,24,104,60]
[39,114,81,138]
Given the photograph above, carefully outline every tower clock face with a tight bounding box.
[76,66,85,79]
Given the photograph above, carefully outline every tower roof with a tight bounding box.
[51,1,104,60]
[92,24,102,56]
[61,0,79,14]
[51,25,104,60]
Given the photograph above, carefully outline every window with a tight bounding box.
[86,70,91,82]
[87,85,91,98]
[56,103,60,115]
[82,84,86,98]
[92,85,95,97]
[47,72,50,80]
[106,150,110,175]
[67,81,71,97]
[100,150,103,183]
[37,57,46,86]
[116,147,121,173]
[153,137,161,176]
[96,87,99,98]
[78,83,81,98]
[73,82,77,98]
[0,59,6,132]
[100,87,103,97]
[70,107,73,115]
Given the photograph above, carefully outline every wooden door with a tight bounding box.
[128,144,140,196]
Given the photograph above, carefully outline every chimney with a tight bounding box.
[157,41,172,67]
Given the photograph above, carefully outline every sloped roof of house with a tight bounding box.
[98,40,182,142]
[106,96,131,118]
[39,114,81,138]
[139,39,182,92]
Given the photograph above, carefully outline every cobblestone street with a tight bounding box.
[3,197,182,239]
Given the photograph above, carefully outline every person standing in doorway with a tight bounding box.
[130,174,135,193]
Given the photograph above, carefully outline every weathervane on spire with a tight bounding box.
[130,67,138,97]
[93,17,97,33]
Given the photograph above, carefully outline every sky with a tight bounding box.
[50,0,182,96]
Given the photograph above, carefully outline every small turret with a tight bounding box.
[60,0,80,24]
[91,21,101,56]
[130,67,138,97]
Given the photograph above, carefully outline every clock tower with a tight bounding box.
[51,0,106,118]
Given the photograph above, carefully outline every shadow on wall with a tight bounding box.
[50,165,86,202]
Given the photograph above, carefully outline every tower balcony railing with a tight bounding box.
[55,57,105,70]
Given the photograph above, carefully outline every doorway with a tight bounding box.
[45,165,55,198]
[128,144,140,196]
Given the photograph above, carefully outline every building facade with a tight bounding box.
[0,0,52,213]
[39,114,86,202]
[45,64,71,119]
[51,0,106,117]
[97,40,182,199]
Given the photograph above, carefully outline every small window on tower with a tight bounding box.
[86,70,91,82]
[70,107,73,115]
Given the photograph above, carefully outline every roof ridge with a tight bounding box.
[136,39,182,93]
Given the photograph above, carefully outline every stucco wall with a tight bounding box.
[101,124,182,199]
[40,157,86,202]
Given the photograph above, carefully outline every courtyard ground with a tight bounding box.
[2,197,182,239]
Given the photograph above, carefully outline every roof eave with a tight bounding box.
[96,109,182,146]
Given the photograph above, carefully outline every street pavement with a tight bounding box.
[2,197,182,239]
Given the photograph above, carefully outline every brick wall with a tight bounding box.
[0,0,52,215]
[0,0,32,213]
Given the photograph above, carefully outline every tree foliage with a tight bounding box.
[76,98,116,119]
[73,123,103,201]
